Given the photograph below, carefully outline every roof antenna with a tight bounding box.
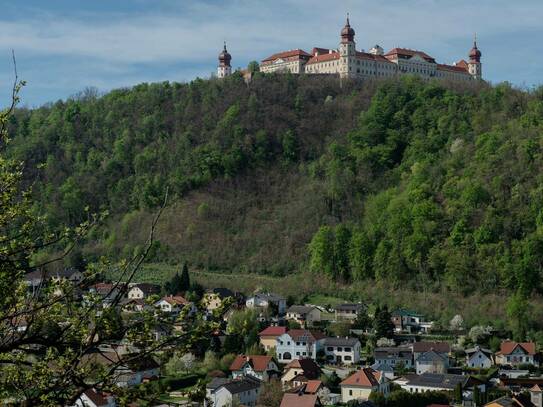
[346,12,350,25]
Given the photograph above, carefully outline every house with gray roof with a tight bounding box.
[334,303,365,321]
[205,376,261,407]
[323,337,361,365]
[466,345,494,369]
[374,346,414,369]
[415,350,449,375]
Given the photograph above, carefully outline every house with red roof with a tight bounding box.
[340,368,389,403]
[496,341,538,367]
[229,355,279,382]
[280,393,322,407]
[255,16,482,82]
[74,389,116,407]
[154,295,191,314]
[281,358,322,387]
[259,326,288,351]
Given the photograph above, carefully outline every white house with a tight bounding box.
[466,346,494,369]
[205,376,261,407]
[334,303,365,321]
[397,373,485,402]
[415,350,449,375]
[374,346,414,369]
[154,295,191,314]
[286,305,321,327]
[229,355,279,382]
[323,337,361,365]
[127,283,160,300]
[245,293,286,315]
[276,329,326,363]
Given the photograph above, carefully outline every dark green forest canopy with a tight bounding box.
[7,74,543,295]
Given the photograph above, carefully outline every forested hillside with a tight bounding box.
[7,73,543,297]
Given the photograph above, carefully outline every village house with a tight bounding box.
[397,373,485,404]
[412,341,451,360]
[323,337,361,365]
[373,346,414,369]
[202,288,235,311]
[88,282,123,308]
[121,298,150,313]
[281,358,322,387]
[74,389,116,407]
[229,355,279,382]
[286,305,321,327]
[495,341,538,367]
[334,303,365,321]
[82,352,160,388]
[259,326,288,351]
[245,292,287,315]
[24,268,85,293]
[280,393,322,407]
[205,376,261,407]
[276,329,326,363]
[484,394,539,407]
[340,368,389,403]
[127,283,160,300]
[466,346,494,368]
[154,295,190,314]
[415,350,449,375]
[284,379,337,405]
[391,309,433,333]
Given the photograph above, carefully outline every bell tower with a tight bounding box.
[339,14,356,78]
[217,41,232,78]
[468,34,482,80]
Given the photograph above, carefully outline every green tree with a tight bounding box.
[374,306,394,339]
[506,290,531,341]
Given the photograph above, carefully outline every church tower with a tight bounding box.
[217,42,232,78]
[468,36,482,80]
[339,14,356,78]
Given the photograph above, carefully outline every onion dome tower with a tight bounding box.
[339,14,356,78]
[468,35,482,80]
[217,41,232,78]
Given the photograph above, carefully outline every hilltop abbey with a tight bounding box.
[217,16,482,82]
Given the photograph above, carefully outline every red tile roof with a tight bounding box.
[340,368,381,387]
[456,59,469,69]
[385,48,436,63]
[83,389,110,407]
[311,47,333,56]
[356,51,395,63]
[229,355,273,372]
[498,341,536,356]
[531,384,542,392]
[259,326,288,337]
[262,49,311,63]
[437,64,469,73]
[305,379,323,394]
[162,295,189,306]
[280,393,319,407]
[284,358,322,378]
[306,52,340,65]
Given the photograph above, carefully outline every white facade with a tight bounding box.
[324,338,361,365]
[245,293,286,315]
[259,18,480,82]
[275,331,325,363]
[466,348,493,369]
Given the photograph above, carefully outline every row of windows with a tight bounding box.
[326,346,352,352]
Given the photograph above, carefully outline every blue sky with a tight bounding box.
[1,0,542,107]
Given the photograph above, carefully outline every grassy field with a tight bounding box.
[110,262,543,331]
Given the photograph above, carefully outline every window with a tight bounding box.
[345,356,352,361]
[296,342,300,346]
[327,347,334,351]
[349,390,353,396]
[296,352,300,356]
[345,347,351,352]
[337,347,343,352]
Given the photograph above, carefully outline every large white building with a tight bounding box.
[218,16,482,82]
